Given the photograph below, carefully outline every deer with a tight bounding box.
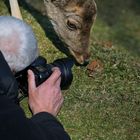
[9,0,97,65]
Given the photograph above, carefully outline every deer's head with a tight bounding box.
[44,0,97,64]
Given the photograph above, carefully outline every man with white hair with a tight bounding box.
[0,16,70,140]
[0,16,38,72]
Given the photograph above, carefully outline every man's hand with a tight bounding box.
[27,68,63,116]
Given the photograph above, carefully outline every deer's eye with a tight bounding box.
[67,20,78,31]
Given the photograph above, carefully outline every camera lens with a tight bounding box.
[51,58,74,89]
[15,57,74,99]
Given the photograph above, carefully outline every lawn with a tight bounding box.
[0,0,140,140]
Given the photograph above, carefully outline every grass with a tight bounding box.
[1,0,140,139]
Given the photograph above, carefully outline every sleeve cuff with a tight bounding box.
[31,112,63,127]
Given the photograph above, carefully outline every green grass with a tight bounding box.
[1,0,140,139]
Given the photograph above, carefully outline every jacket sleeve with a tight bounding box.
[0,51,18,103]
[0,95,71,140]
[31,112,71,140]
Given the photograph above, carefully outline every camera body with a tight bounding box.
[15,56,74,98]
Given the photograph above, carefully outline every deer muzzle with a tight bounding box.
[70,49,90,65]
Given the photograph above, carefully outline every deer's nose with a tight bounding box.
[82,53,90,66]
[83,58,89,66]
[70,50,90,65]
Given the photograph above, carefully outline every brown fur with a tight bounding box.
[25,0,97,64]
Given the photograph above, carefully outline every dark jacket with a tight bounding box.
[0,51,71,140]
[0,95,71,140]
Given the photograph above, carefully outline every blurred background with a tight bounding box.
[0,0,140,140]
[93,0,140,56]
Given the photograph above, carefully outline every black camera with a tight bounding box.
[15,56,74,99]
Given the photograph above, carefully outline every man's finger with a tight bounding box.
[46,67,61,85]
[55,76,61,88]
[28,70,36,90]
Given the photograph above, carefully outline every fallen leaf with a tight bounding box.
[87,60,103,77]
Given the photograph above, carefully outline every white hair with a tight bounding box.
[0,16,38,72]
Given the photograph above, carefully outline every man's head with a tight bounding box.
[0,16,38,72]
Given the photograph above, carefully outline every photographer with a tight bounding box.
[0,16,70,140]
